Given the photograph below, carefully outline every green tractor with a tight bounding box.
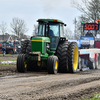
[17,19,79,74]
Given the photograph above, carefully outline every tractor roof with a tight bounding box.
[37,19,64,24]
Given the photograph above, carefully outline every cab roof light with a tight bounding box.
[54,19,57,21]
[38,19,42,21]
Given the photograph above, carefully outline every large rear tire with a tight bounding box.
[17,54,27,72]
[20,40,29,54]
[26,41,38,71]
[47,56,59,74]
[26,41,31,55]
[68,42,79,73]
[56,41,68,72]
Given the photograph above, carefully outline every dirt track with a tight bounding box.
[0,56,100,100]
[0,55,17,61]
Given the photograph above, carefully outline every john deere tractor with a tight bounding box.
[17,19,79,74]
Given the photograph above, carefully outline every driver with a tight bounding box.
[49,29,54,36]
[85,30,93,37]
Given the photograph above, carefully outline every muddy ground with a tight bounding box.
[0,56,100,100]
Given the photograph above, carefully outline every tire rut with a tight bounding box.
[15,76,100,100]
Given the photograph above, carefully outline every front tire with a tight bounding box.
[47,56,59,74]
[17,54,27,72]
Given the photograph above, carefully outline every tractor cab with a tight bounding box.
[37,19,66,51]
[37,19,65,37]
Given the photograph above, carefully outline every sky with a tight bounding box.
[0,0,82,36]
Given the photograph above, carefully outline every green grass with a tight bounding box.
[0,63,16,65]
[0,54,18,57]
[0,60,16,65]
[85,93,100,100]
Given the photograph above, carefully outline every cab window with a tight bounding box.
[60,24,64,37]
[38,23,45,36]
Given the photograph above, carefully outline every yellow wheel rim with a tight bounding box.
[55,61,58,70]
[73,46,78,70]
[24,59,27,68]
[37,61,41,66]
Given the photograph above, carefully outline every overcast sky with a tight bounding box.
[0,0,82,36]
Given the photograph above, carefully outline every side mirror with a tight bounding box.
[36,29,38,34]
[64,24,67,26]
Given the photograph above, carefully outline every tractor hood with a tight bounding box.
[31,37,50,54]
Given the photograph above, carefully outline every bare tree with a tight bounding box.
[72,0,100,21]
[33,24,38,36]
[64,28,73,39]
[0,22,7,40]
[10,17,28,39]
[76,15,89,38]
[72,0,100,36]
[20,33,30,39]
[73,18,77,35]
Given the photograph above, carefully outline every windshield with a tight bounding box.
[37,22,60,37]
[48,23,59,37]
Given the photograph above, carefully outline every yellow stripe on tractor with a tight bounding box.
[31,40,50,43]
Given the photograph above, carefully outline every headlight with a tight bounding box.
[18,46,21,48]
[46,43,50,49]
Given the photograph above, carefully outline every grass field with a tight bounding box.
[85,93,100,100]
[0,60,16,65]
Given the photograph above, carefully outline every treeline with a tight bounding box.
[0,17,38,40]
